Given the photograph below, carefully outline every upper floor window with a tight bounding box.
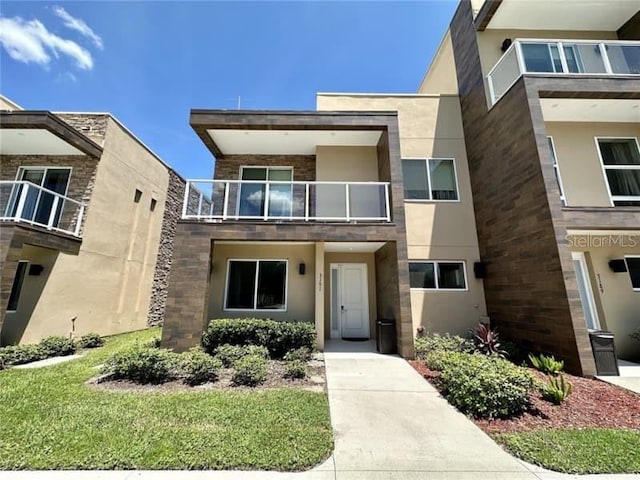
[547,137,566,206]
[625,256,640,291]
[597,138,640,207]
[239,167,293,217]
[402,159,459,201]
[10,167,71,226]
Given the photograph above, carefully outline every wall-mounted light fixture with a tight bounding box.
[299,263,306,275]
[474,261,487,279]
[501,38,512,52]
[28,264,44,276]
[608,259,627,273]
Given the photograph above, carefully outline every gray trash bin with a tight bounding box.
[376,319,397,354]
[589,330,619,376]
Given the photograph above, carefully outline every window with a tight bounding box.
[409,261,467,290]
[625,256,640,291]
[238,167,293,217]
[547,137,566,205]
[402,159,458,201]
[7,261,28,311]
[225,260,287,310]
[597,138,640,206]
[10,167,71,226]
[134,189,142,203]
[150,198,157,211]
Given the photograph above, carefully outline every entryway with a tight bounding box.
[329,263,369,340]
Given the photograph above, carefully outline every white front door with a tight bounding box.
[571,252,601,331]
[330,263,369,339]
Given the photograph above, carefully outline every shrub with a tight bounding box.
[144,337,161,349]
[424,350,472,371]
[541,373,573,405]
[529,353,564,374]
[232,354,268,386]
[283,347,312,362]
[500,340,524,362]
[440,354,535,419]
[474,323,506,357]
[0,344,48,366]
[214,344,269,367]
[180,348,222,386]
[284,360,307,379]
[77,333,104,349]
[102,345,178,384]
[202,318,315,358]
[414,332,474,359]
[39,336,77,357]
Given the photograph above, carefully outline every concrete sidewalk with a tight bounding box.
[5,342,640,479]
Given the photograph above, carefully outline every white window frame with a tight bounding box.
[408,260,468,291]
[571,252,601,331]
[595,137,640,207]
[223,258,289,312]
[402,158,460,203]
[547,137,566,206]
[7,260,29,313]
[624,255,640,292]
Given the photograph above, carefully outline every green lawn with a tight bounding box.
[495,429,640,474]
[0,328,333,470]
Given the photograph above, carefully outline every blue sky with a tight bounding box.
[1,1,457,179]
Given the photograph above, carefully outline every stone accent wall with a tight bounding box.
[147,170,186,326]
[56,114,109,146]
[0,155,98,236]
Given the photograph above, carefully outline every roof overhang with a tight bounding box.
[0,111,103,158]
[540,98,640,123]
[476,0,639,32]
[190,110,396,158]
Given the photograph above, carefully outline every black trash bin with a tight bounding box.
[589,330,619,376]
[376,319,397,354]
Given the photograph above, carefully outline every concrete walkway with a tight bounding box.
[597,360,640,394]
[6,343,640,479]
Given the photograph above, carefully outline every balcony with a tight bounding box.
[0,181,85,237]
[487,39,640,105]
[183,180,391,222]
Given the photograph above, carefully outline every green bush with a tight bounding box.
[283,347,312,362]
[232,354,268,386]
[39,336,76,357]
[144,337,161,349]
[179,348,222,386]
[284,360,307,379]
[214,344,269,367]
[439,354,535,419]
[0,344,48,366]
[424,350,471,371]
[541,373,573,405]
[415,333,474,359]
[77,333,104,349]
[202,318,315,358]
[529,353,564,374]
[102,345,178,384]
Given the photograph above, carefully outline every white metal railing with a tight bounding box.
[0,181,85,237]
[488,39,640,105]
[183,179,391,222]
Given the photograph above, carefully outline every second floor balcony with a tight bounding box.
[0,181,85,237]
[183,179,391,222]
[488,39,640,105]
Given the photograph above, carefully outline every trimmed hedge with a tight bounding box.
[102,345,178,384]
[214,344,269,367]
[415,332,474,360]
[180,348,222,386]
[284,360,307,379]
[202,318,315,358]
[39,336,77,357]
[0,344,48,367]
[232,354,268,386]
[78,333,104,349]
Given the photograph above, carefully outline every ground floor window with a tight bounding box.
[225,260,287,310]
[625,256,640,291]
[7,261,29,312]
[408,261,467,290]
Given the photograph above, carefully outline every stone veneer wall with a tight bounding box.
[56,114,109,146]
[147,170,186,326]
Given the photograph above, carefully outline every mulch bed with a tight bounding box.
[410,360,640,434]
[89,359,326,393]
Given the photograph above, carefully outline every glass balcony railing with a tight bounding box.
[0,181,85,237]
[182,179,391,222]
[487,39,640,105]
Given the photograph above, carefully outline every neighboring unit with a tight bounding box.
[0,95,183,345]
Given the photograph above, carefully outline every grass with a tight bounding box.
[0,328,333,470]
[495,429,640,474]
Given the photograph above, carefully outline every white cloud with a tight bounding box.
[0,16,93,70]
[52,6,103,50]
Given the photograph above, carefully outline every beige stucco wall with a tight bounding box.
[418,30,459,95]
[545,122,640,207]
[323,252,377,339]
[0,95,22,111]
[208,243,316,323]
[317,94,487,335]
[570,237,640,360]
[315,146,379,182]
[16,117,171,343]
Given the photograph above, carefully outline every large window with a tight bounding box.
[238,167,293,217]
[225,260,287,310]
[402,159,459,201]
[7,261,28,312]
[409,261,467,290]
[597,138,640,207]
[9,167,71,226]
[625,256,640,291]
